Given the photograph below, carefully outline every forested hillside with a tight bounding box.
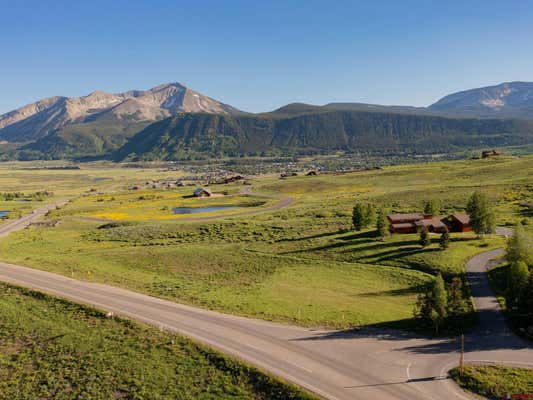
[112,110,533,160]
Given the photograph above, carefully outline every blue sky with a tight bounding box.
[1,0,532,113]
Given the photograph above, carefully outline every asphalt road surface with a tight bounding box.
[0,200,68,238]
[0,206,531,400]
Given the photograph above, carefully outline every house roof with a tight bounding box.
[387,213,424,223]
[415,217,447,228]
[194,187,212,196]
[391,223,415,229]
[451,213,470,224]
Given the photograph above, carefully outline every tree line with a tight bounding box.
[505,224,533,338]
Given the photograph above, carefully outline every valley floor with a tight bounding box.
[0,156,530,329]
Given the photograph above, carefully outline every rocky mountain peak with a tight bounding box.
[429,81,533,117]
[0,83,241,142]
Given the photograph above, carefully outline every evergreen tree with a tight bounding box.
[419,226,431,247]
[362,203,376,228]
[352,204,364,231]
[414,291,433,326]
[414,274,448,333]
[439,227,450,250]
[466,191,496,235]
[352,203,377,231]
[447,277,468,318]
[520,272,533,330]
[433,274,448,322]
[506,261,530,310]
[506,224,533,266]
[376,208,389,239]
[423,199,440,216]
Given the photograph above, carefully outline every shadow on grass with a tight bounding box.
[287,234,479,257]
[277,229,348,243]
[353,246,439,263]
[519,209,533,218]
[336,230,379,241]
[293,307,531,355]
[281,235,413,255]
[355,284,428,298]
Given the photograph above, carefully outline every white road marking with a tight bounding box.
[406,362,412,380]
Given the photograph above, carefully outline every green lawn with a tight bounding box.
[0,283,314,400]
[450,365,533,399]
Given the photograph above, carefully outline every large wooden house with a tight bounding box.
[447,214,472,232]
[388,213,472,234]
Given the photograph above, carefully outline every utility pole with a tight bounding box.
[459,333,464,376]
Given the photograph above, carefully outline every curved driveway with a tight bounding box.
[0,207,531,400]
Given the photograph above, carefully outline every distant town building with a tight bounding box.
[482,149,500,158]
[193,187,212,198]
[224,175,245,184]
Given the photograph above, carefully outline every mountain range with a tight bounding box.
[429,81,533,118]
[1,81,533,160]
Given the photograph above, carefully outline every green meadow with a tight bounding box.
[0,283,313,400]
[54,189,274,221]
[0,156,531,329]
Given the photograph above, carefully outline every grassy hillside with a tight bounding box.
[113,110,533,161]
[0,283,313,400]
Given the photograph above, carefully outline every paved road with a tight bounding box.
[0,208,531,400]
[0,200,68,238]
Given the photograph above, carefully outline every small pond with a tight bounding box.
[172,206,239,215]
[0,211,10,218]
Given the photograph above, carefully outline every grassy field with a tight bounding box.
[0,161,186,219]
[53,189,274,221]
[0,283,314,400]
[450,365,533,399]
[0,156,531,329]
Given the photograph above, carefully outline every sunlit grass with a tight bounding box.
[0,283,314,400]
[0,155,531,328]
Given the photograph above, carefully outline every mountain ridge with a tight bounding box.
[111,109,533,161]
[0,82,241,143]
[429,81,533,118]
[2,81,533,160]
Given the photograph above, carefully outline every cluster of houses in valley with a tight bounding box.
[280,167,384,179]
[129,179,188,190]
[129,175,246,192]
[387,213,472,234]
